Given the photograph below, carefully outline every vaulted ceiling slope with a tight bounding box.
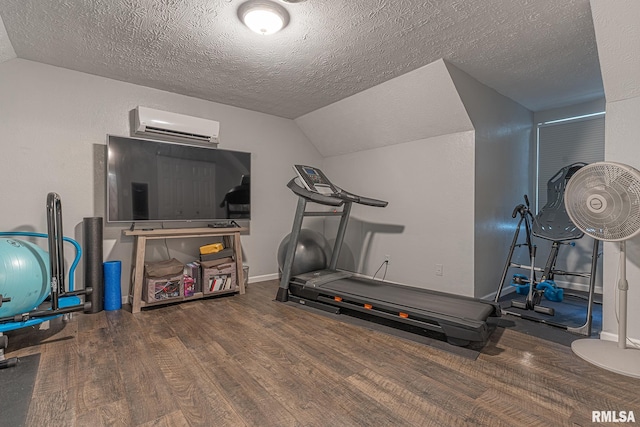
[0,0,602,119]
[0,15,15,63]
[296,59,474,157]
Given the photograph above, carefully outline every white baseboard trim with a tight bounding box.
[248,273,279,284]
[482,280,602,302]
[552,280,603,294]
[482,286,515,301]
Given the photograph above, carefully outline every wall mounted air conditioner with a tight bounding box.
[132,106,220,145]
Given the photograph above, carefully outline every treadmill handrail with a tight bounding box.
[287,179,388,208]
[334,186,388,208]
[287,179,343,206]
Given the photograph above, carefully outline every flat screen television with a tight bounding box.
[106,135,251,224]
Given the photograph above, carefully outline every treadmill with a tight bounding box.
[276,165,500,346]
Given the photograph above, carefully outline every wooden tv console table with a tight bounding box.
[123,227,247,314]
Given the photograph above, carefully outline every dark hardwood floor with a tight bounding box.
[4,279,639,426]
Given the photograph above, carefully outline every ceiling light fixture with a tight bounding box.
[238,0,290,35]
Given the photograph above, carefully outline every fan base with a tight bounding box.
[572,339,640,379]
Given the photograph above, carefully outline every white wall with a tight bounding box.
[0,59,323,298]
[446,63,533,298]
[323,131,477,296]
[591,0,640,343]
[600,97,640,343]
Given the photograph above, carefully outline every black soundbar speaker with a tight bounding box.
[83,217,104,313]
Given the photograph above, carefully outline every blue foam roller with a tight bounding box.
[103,260,122,311]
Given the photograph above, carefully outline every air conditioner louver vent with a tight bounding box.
[132,106,220,146]
[144,126,213,142]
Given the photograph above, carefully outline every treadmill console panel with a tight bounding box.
[294,165,338,196]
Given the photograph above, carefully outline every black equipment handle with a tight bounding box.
[335,187,388,207]
[512,195,535,219]
[357,196,388,208]
[46,192,65,311]
[512,204,525,218]
[287,179,343,206]
[288,179,388,208]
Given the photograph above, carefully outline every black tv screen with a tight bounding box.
[107,135,251,223]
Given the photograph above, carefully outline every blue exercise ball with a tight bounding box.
[0,238,50,318]
[278,229,332,277]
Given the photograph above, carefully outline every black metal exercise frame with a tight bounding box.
[494,195,599,336]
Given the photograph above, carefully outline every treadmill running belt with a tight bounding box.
[318,276,494,321]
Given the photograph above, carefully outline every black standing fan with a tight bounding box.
[565,161,640,378]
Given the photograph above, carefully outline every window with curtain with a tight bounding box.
[534,112,605,292]
[536,113,605,211]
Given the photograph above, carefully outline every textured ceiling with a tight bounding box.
[0,0,602,119]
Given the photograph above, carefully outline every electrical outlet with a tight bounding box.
[435,264,444,276]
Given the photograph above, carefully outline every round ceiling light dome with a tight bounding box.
[238,0,290,35]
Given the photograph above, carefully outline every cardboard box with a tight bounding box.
[144,258,183,278]
[144,274,183,302]
[202,261,236,294]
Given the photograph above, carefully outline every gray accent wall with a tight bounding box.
[445,62,534,298]
[0,59,324,295]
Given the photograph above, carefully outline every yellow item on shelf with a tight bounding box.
[200,242,224,255]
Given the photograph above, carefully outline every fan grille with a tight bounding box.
[565,162,640,241]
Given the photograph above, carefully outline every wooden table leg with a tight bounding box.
[234,231,245,294]
[131,236,147,313]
